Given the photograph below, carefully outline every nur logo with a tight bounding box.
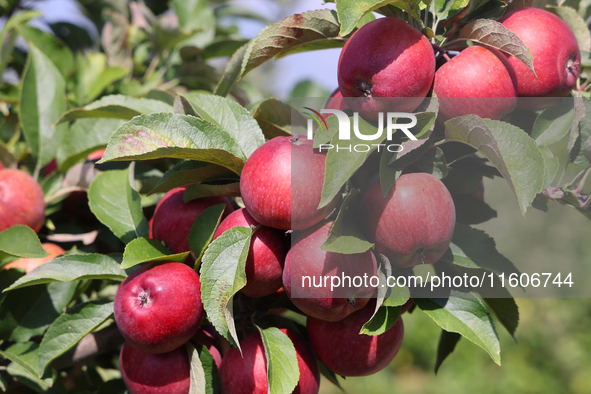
[303,108,419,153]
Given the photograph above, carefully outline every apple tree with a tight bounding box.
[0,0,590,393]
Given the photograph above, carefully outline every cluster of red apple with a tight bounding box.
[338,7,580,121]
[112,122,458,393]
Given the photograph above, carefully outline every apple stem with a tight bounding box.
[404,4,412,25]
[431,44,450,62]
[251,224,262,235]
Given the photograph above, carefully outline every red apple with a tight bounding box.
[114,262,204,354]
[213,208,287,298]
[240,135,339,231]
[120,341,190,394]
[307,299,404,377]
[0,169,45,233]
[360,173,456,268]
[338,17,435,121]
[500,8,581,108]
[151,186,234,254]
[3,243,65,273]
[220,328,320,394]
[283,221,377,322]
[433,45,517,122]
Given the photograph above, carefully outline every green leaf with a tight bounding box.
[4,254,125,291]
[547,6,591,52]
[74,53,127,105]
[38,301,114,376]
[0,342,62,392]
[150,160,239,195]
[20,46,68,168]
[5,362,60,393]
[251,98,307,139]
[258,327,299,394]
[215,42,249,97]
[57,95,175,124]
[414,292,501,365]
[200,227,251,349]
[483,297,519,339]
[443,224,521,277]
[180,93,265,157]
[88,168,150,244]
[459,19,535,75]
[16,25,74,78]
[56,118,124,171]
[445,116,545,215]
[312,111,339,148]
[435,330,462,374]
[188,204,227,267]
[187,341,220,394]
[322,116,384,207]
[539,146,559,189]
[570,98,591,164]
[0,281,77,342]
[183,182,241,201]
[531,99,575,146]
[360,304,401,336]
[240,10,344,78]
[451,194,497,225]
[100,113,247,175]
[121,238,190,269]
[451,265,520,339]
[434,0,469,20]
[0,226,47,258]
[0,342,45,378]
[322,189,374,254]
[337,0,397,36]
